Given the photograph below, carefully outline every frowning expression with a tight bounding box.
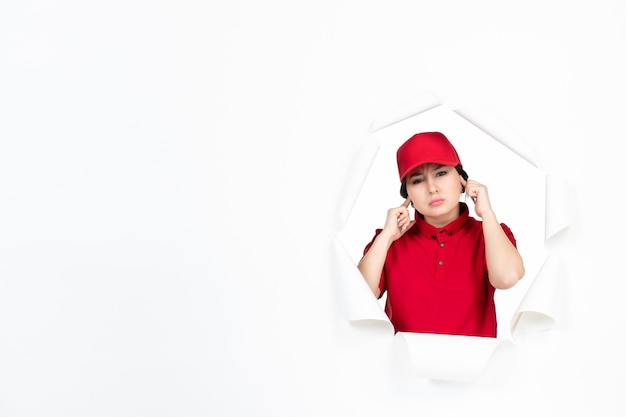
[405,163,464,225]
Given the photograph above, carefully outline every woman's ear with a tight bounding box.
[454,165,469,183]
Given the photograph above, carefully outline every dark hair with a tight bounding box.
[400,164,468,198]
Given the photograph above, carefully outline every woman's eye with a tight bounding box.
[412,178,423,185]
[436,170,447,177]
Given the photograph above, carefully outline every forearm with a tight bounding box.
[482,211,525,289]
[357,232,394,298]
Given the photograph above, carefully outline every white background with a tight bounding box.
[0,1,624,416]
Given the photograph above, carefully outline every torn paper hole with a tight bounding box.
[333,96,568,380]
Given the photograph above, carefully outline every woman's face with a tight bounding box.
[405,163,463,226]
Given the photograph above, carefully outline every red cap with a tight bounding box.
[396,132,462,181]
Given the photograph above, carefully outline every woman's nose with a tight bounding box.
[426,177,438,193]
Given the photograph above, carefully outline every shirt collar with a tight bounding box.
[413,203,470,238]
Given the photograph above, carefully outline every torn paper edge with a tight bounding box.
[396,332,503,381]
[510,250,562,337]
[449,101,540,169]
[545,173,572,240]
[334,138,380,232]
[369,92,442,133]
[331,234,393,331]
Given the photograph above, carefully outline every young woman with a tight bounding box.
[357,132,524,338]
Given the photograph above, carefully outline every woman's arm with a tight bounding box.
[464,179,525,289]
[357,232,393,298]
[481,210,525,289]
[357,198,415,297]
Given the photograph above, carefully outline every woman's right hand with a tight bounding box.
[381,197,415,242]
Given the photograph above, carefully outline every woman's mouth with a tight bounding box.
[429,198,444,207]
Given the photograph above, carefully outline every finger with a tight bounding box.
[402,219,416,233]
[468,187,478,203]
[397,208,406,219]
[402,197,412,208]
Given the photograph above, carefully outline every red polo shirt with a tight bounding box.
[363,203,516,338]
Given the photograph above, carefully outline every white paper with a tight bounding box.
[334,138,381,232]
[396,332,502,381]
[331,235,393,331]
[545,173,573,240]
[511,254,562,336]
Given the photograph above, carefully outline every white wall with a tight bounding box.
[0,1,624,416]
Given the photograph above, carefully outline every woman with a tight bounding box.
[357,132,524,337]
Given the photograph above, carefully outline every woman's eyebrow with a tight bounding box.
[410,165,447,178]
[410,165,445,177]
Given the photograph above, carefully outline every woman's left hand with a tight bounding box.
[461,178,493,219]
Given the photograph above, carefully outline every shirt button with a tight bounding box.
[439,242,445,248]
[438,261,444,266]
